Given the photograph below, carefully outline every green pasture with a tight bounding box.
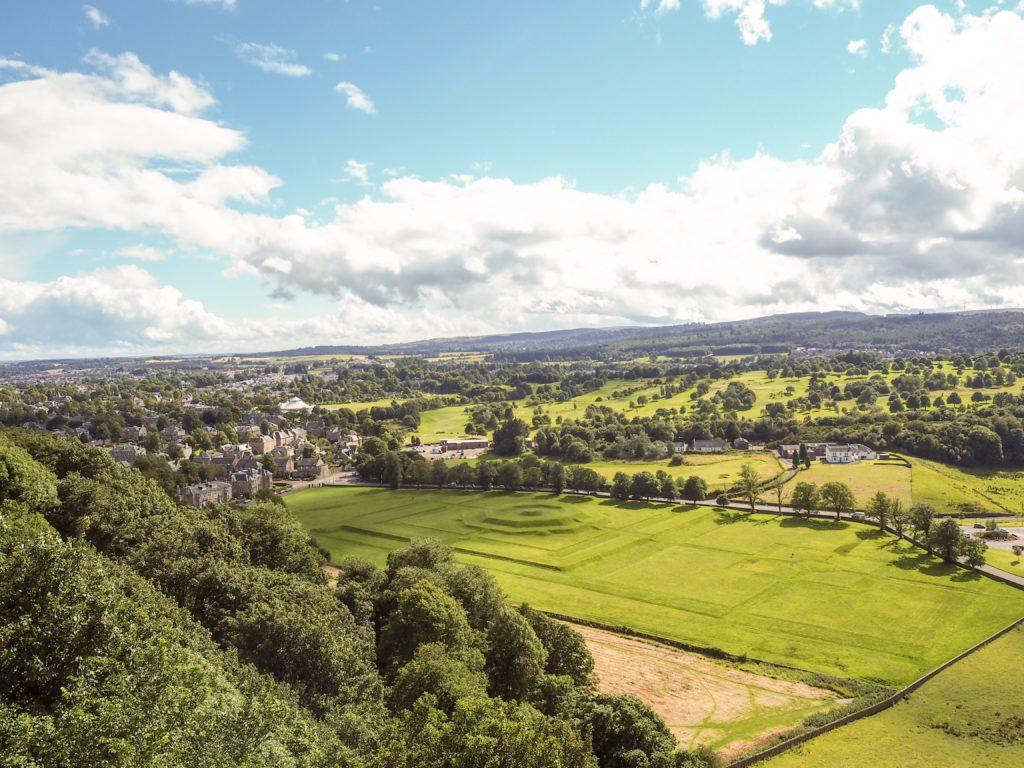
[415,404,477,443]
[764,625,1024,768]
[288,487,1024,686]
[785,461,913,507]
[982,547,1024,579]
[320,398,402,412]
[514,379,664,422]
[441,451,784,492]
[588,451,784,491]
[409,359,1023,445]
[909,457,1024,515]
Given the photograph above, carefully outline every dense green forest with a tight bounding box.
[0,429,717,768]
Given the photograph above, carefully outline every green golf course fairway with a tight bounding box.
[764,625,1024,768]
[287,487,1024,686]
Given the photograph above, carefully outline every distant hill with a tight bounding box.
[261,309,1024,359]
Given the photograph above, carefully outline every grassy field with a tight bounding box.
[414,404,476,443]
[764,625,1024,768]
[784,461,913,507]
[589,451,785,491]
[910,457,1024,515]
[774,455,1024,517]
[320,398,401,412]
[406,359,1023,447]
[984,547,1024,579]
[287,487,1024,686]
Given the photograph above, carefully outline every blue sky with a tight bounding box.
[1,1,1022,358]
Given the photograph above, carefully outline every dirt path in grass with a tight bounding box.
[565,621,843,760]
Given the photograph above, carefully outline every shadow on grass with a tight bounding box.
[598,498,681,510]
[713,509,752,525]
[599,499,653,510]
[887,550,979,580]
[674,503,701,513]
[855,528,887,541]
[779,516,850,532]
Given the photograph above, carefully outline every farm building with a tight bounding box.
[824,443,878,464]
[440,438,490,452]
[691,439,729,453]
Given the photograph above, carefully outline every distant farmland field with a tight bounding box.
[784,461,913,507]
[910,457,1024,515]
[287,487,1024,686]
[765,625,1024,768]
[587,451,784,492]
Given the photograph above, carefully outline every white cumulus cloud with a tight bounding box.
[847,38,868,56]
[341,160,371,185]
[5,5,1024,354]
[335,81,375,114]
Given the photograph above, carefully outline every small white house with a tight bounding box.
[824,443,877,464]
[825,444,856,464]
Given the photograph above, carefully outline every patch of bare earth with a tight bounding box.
[323,565,340,585]
[564,621,841,758]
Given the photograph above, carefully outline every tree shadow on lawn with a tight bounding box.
[598,499,677,511]
[887,550,980,581]
[712,509,755,525]
[778,516,850,532]
[855,528,887,541]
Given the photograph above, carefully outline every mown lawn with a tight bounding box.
[414,404,476,442]
[764,625,1024,768]
[287,487,1024,686]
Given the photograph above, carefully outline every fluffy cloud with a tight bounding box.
[766,6,1024,286]
[235,42,311,77]
[5,5,1024,355]
[0,266,238,355]
[645,0,859,45]
[83,5,110,29]
[847,38,867,56]
[0,266,435,358]
[341,160,371,185]
[335,81,376,114]
[0,50,272,236]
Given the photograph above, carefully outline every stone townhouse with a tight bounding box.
[178,481,233,508]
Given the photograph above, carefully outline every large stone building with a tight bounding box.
[178,481,232,508]
[108,444,145,465]
[229,468,274,497]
